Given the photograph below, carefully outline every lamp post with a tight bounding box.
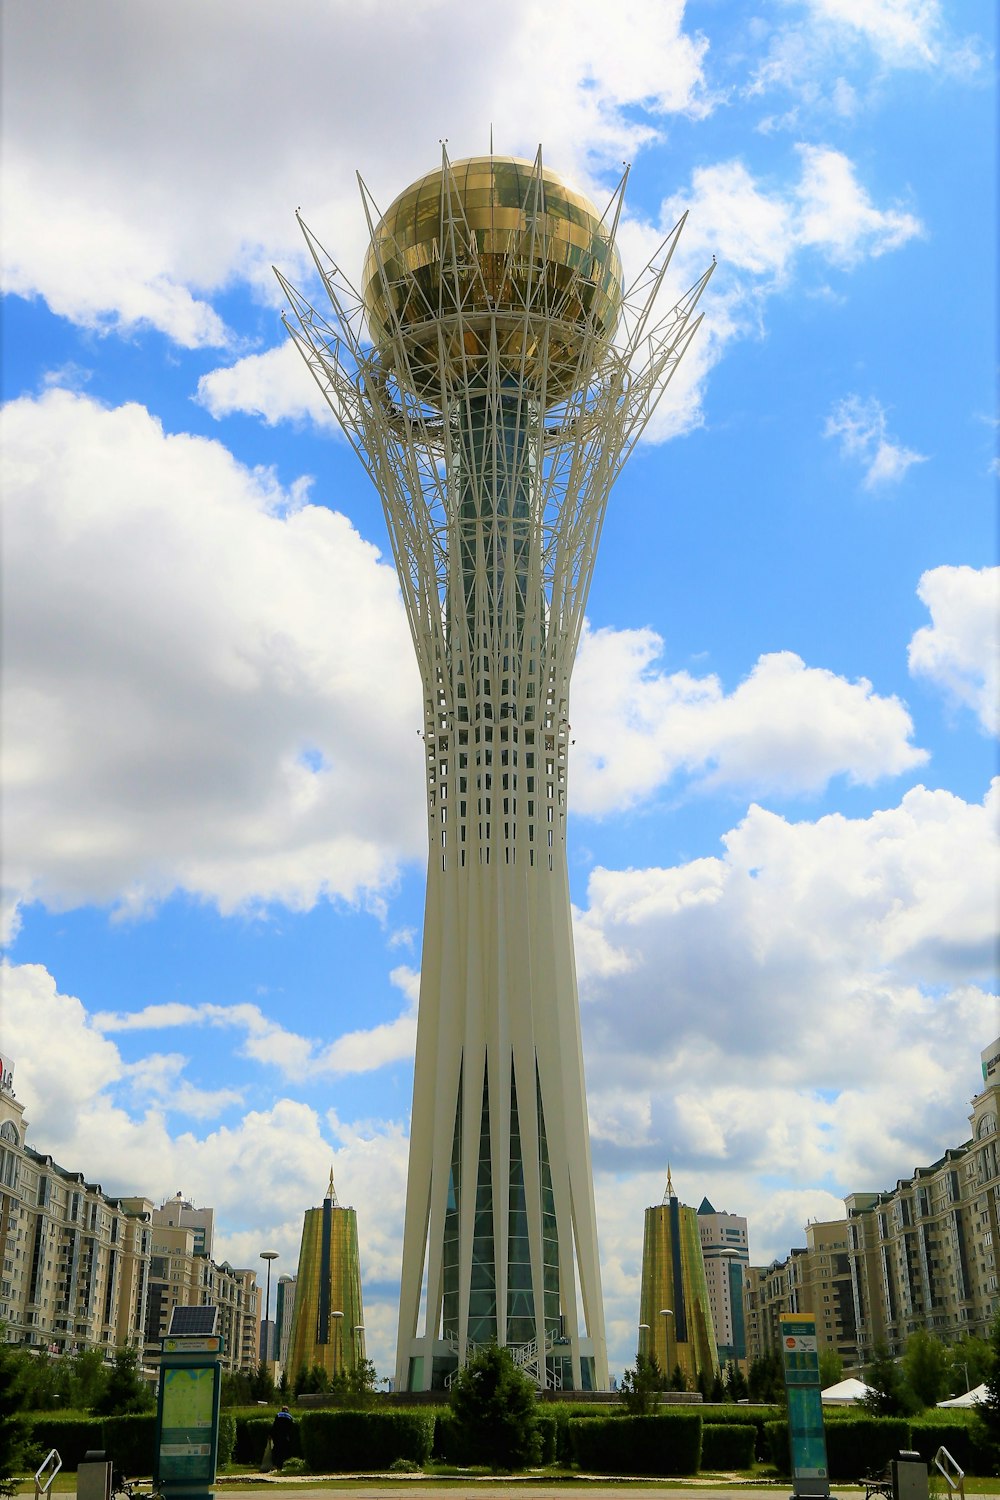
[637,1322,650,1361]
[259,1250,278,1364]
[660,1308,675,1383]
[353,1324,365,1368]
[331,1309,344,1377]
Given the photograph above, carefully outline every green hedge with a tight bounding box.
[23,1416,103,1471]
[908,1418,986,1475]
[699,1405,779,1462]
[299,1410,434,1471]
[217,1412,236,1469]
[700,1421,756,1470]
[535,1413,557,1466]
[766,1416,911,1480]
[102,1414,156,1477]
[233,1415,285,1466]
[570,1412,702,1476]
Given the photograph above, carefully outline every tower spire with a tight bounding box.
[663,1164,675,1203]
[326,1166,338,1204]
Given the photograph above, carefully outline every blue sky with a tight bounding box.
[2,0,996,1380]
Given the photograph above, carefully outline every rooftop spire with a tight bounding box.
[663,1164,675,1204]
[326,1166,338,1204]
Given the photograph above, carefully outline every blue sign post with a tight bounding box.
[780,1313,830,1499]
[154,1334,222,1500]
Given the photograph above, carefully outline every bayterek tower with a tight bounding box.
[277,149,711,1392]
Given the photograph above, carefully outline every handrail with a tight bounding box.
[34,1449,62,1500]
[933,1445,965,1500]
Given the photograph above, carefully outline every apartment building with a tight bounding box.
[0,1054,153,1353]
[845,1038,999,1361]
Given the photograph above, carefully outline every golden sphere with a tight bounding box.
[361,156,623,402]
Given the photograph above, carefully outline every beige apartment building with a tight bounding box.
[0,1058,153,1354]
[743,1219,858,1369]
[139,1193,260,1374]
[745,1038,1000,1372]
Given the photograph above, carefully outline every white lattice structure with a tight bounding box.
[277,148,712,1392]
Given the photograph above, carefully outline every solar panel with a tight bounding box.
[168,1304,219,1336]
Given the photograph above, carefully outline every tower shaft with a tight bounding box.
[277,148,712,1393]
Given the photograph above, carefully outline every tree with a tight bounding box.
[747,1353,784,1404]
[946,1334,992,1396]
[725,1360,749,1402]
[709,1371,727,1403]
[0,1341,27,1497]
[619,1353,664,1415]
[973,1310,1000,1471]
[818,1348,843,1390]
[902,1330,948,1409]
[448,1342,540,1471]
[860,1345,919,1418]
[93,1347,152,1416]
[248,1360,275,1404]
[277,1368,290,1402]
[669,1362,688,1392]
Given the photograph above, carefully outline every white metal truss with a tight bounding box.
[276,147,712,1393]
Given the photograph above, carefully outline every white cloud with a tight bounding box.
[1,0,709,347]
[571,627,927,814]
[747,0,985,115]
[824,393,928,488]
[196,341,339,429]
[1,958,410,1376]
[572,781,997,1311]
[1,389,424,924]
[908,564,1000,734]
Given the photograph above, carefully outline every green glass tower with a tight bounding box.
[285,1171,365,1382]
[639,1170,720,1389]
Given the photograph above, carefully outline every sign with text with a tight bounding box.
[780,1313,830,1498]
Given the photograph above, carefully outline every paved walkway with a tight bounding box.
[211,1485,993,1500]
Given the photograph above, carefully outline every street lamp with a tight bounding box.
[659,1308,674,1382]
[331,1309,344,1376]
[353,1324,365,1366]
[637,1322,650,1360]
[259,1250,278,1364]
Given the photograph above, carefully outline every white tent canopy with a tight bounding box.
[938,1383,987,1408]
[822,1377,871,1404]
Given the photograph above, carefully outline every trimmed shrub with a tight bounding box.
[102,1414,156,1477]
[217,1412,236,1469]
[766,1416,910,1480]
[535,1413,557,1466]
[233,1415,274,1465]
[24,1416,103,1472]
[700,1421,756,1470]
[699,1405,779,1462]
[299,1409,434,1471]
[570,1412,702,1476]
[908,1418,986,1475]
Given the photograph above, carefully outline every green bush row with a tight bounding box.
[299,1409,435,1471]
[700,1420,757,1470]
[24,1411,236,1476]
[765,1415,985,1480]
[569,1412,703,1476]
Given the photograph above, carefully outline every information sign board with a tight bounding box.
[779,1313,830,1498]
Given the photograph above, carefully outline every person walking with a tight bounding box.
[269,1404,295,1471]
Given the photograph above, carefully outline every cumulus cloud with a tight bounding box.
[747,0,985,120]
[908,564,1000,734]
[824,393,928,488]
[1,0,709,347]
[574,781,998,1204]
[1,958,410,1373]
[571,627,927,813]
[1,388,424,926]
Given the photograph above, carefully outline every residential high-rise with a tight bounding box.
[279,148,711,1392]
[285,1171,365,1383]
[743,1219,857,1371]
[275,1273,297,1369]
[639,1171,720,1388]
[697,1197,749,1366]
